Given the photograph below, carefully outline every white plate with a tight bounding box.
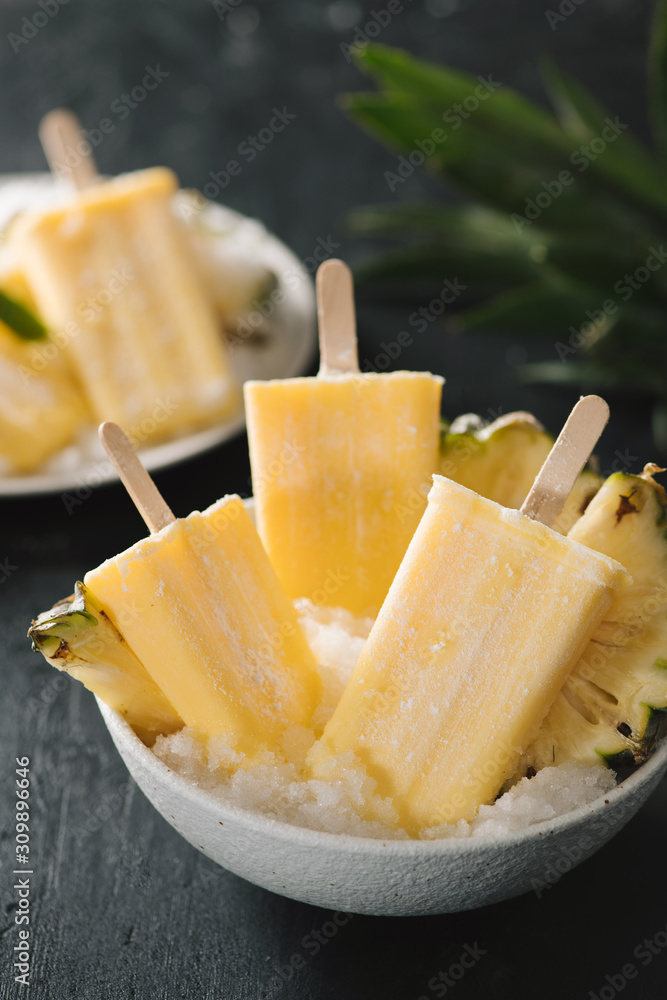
[0,174,316,496]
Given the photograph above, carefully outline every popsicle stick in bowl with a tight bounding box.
[316,259,359,375]
[98,421,174,534]
[520,394,609,528]
[38,108,99,191]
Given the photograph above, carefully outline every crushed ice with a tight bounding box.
[152,600,617,841]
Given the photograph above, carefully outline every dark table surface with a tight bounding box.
[1,0,667,996]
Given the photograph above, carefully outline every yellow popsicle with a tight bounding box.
[0,251,88,473]
[13,167,239,443]
[85,495,321,754]
[311,475,629,833]
[245,260,443,616]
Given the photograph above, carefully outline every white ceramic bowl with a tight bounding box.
[97,699,667,916]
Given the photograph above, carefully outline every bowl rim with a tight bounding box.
[98,697,667,857]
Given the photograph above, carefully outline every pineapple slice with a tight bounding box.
[29,582,182,743]
[523,465,667,778]
[440,411,602,533]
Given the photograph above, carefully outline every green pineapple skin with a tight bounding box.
[29,582,182,742]
[524,468,667,777]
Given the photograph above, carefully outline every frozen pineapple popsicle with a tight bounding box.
[311,397,630,833]
[85,423,320,753]
[245,260,443,616]
[0,250,88,473]
[13,112,238,444]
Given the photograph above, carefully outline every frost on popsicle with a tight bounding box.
[245,260,445,617]
[12,166,240,443]
[0,250,89,474]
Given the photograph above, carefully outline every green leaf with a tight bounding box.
[0,289,47,341]
[542,58,651,161]
[455,281,599,332]
[343,92,568,206]
[343,92,655,237]
[348,201,546,248]
[520,360,667,395]
[355,44,568,154]
[540,59,667,219]
[518,361,621,388]
[349,44,667,224]
[348,202,666,301]
[649,0,667,159]
[352,243,535,291]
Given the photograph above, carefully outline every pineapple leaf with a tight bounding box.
[453,281,599,332]
[539,58,667,218]
[349,204,667,311]
[345,41,667,408]
[541,57,652,162]
[350,45,667,222]
[520,360,667,393]
[0,289,47,341]
[352,244,536,291]
[344,93,630,231]
[354,44,566,151]
[649,0,667,159]
[347,202,549,258]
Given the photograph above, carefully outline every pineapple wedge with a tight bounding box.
[441,411,602,533]
[523,465,667,778]
[29,582,182,743]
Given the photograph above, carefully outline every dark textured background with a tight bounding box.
[1,0,666,997]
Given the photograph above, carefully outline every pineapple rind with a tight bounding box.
[524,468,667,776]
[29,582,182,740]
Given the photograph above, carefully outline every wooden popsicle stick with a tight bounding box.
[99,422,175,534]
[520,395,609,527]
[316,259,360,375]
[38,108,99,190]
